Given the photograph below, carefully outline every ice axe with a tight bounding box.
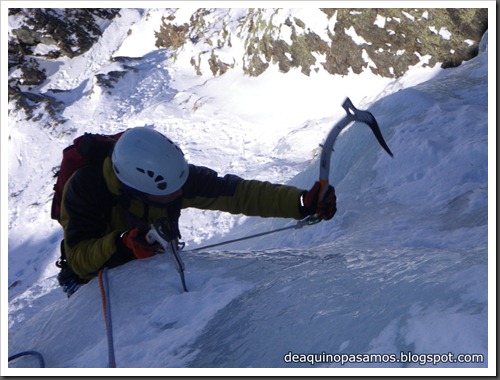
[146,217,188,292]
[317,97,393,200]
[189,98,394,252]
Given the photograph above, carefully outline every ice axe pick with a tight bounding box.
[318,97,394,200]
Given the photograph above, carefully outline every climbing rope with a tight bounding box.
[8,350,45,368]
[98,267,117,368]
[10,269,117,369]
[8,217,318,368]
[189,216,321,252]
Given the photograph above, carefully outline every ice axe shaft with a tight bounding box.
[146,217,188,292]
[318,98,393,198]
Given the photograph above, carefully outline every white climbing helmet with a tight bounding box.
[112,127,189,196]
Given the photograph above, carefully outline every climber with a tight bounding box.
[57,126,336,295]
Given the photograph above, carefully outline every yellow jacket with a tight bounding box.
[60,157,305,279]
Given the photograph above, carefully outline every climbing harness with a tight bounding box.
[98,267,117,368]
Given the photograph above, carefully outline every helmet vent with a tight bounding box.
[154,174,167,190]
[136,167,167,191]
[113,127,188,195]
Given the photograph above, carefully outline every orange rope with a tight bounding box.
[98,270,108,325]
[98,268,116,367]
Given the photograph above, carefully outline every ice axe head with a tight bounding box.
[364,114,393,158]
[318,98,393,202]
[342,98,393,158]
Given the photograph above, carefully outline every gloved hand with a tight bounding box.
[121,228,161,259]
[300,181,337,220]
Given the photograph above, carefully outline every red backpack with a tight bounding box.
[51,131,125,222]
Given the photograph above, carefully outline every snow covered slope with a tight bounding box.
[4,7,494,376]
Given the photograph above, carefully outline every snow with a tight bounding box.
[291,8,332,42]
[345,26,371,45]
[401,11,415,22]
[439,27,452,40]
[3,6,495,377]
[374,15,386,28]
